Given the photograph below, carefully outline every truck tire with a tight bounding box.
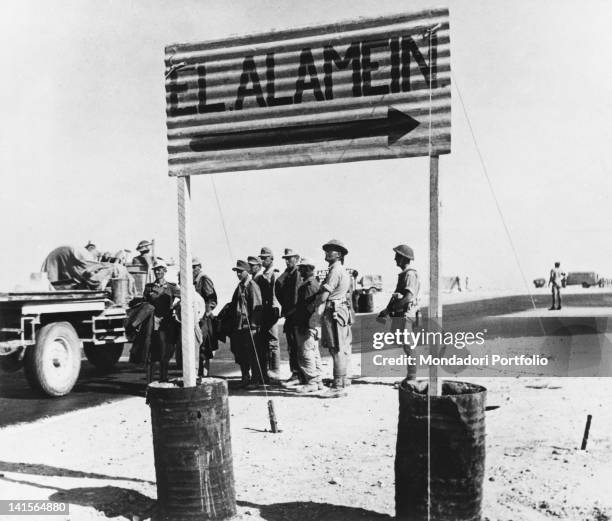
[24,322,81,397]
[84,343,124,372]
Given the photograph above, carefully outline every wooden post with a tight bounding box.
[428,155,442,397]
[177,176,197,387]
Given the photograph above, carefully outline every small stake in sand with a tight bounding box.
[580,414,592,450]
[268,400,280,433]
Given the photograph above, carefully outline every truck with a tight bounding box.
[564,271,600,288]
[0,289,129,397]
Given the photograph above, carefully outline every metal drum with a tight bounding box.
[147,379,236,520]
[395,380,487,521]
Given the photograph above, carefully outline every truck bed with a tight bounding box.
[0,290,109,304]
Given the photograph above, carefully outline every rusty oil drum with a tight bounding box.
[147,378,236,521]
[395,380,486,521]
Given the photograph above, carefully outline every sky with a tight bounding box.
[1,0,612,300]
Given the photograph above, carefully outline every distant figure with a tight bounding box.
[450,275,462,292]
[548,261,563,310]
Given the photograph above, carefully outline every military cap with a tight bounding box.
[192,256,202,266]
[322,239,348,256]
[393,244,414,260]
[282,248,300,259]
[152,258,168,270]
[258,247,273,258]
[136,240,152,252]
[247,256,261,265]
[297,257,316,268]
[232,260,250,272]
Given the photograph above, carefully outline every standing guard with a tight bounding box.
[315,239,352,397]
[377,244,421,380]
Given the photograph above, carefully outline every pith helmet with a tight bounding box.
[393,244,414,260]
[136,240,152,252]
[322,239,348,256]
[232,260,250,272]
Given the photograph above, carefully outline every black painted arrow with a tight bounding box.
[189,107,420,152]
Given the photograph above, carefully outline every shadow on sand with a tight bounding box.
[238,500,393,521]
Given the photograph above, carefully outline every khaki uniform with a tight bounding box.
[386,266,420,379]
[294,274,322,383]
[319,260,353,379]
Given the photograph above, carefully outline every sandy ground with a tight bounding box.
[0,352,610,521]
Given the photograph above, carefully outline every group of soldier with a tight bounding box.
[123,237,421,396]
[223,239,354,397]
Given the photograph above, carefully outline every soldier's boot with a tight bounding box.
[240,365,251,387]
[295,381,319,394]
[323,377,348,398]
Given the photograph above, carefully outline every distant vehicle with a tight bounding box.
[533,278,546,288]
[564,272,600,288]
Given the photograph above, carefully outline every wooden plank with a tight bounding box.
[428,154,442,397]
[21,301,106,315]
[177,176,197,387]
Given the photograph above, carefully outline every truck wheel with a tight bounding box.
[84,343,124,372]
[24,322,81,397]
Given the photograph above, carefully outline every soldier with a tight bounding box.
[192,257,218,377]
[143,259,180,382]
[248,256,262,277]
[229,260,262,387]
[254,247,281,382]
[275,248,302,384]
[548,261,563,310]
[293,257,323,393]
[84,241,99,260]
[377,244,421,380]
[132,240,155,283]
[315,239,352,397]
